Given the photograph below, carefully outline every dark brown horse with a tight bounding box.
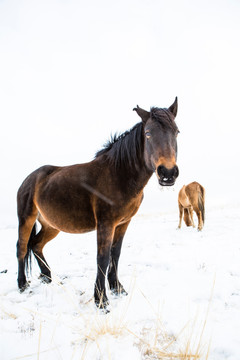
[17,98,179,308]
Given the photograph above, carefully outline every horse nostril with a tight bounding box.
[174,165,179,178]
[157,165,164,177]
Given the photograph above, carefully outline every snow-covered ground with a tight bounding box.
[1,1,240,359]
[1,202,240,360]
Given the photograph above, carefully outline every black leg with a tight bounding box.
[34,253,52,283]
[94,224,114,309]
[32,225,59,283]
[17,256,28,291]
[108,221,130,296]
[94,250,111,308]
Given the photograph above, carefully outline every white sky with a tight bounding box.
[1,0,240,226]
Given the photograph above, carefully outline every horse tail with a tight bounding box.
[24,223,37,275]
[184,208,192,226]
[198,185,205,225]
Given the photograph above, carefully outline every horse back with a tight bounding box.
[185,182,205,211]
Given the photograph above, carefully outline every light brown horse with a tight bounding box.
[17,98,179,309]
[178,182,205,231]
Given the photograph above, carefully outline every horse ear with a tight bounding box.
[133,105,150,123]
[168,97,178,117]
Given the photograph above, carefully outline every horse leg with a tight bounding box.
[31,220,59,283]
[108,221,130,296]
[94,223,115,309]
[189,207,195,227]
[17,212,38,291]
[195,209,203,231]
[178,202,183,228]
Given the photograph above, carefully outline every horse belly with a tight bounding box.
[35,187,96,234]
[37,204,96,234]
[36,201,96,233]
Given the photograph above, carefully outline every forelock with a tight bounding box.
[150,107,178,133]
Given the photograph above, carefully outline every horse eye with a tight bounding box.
[145,132,151,139]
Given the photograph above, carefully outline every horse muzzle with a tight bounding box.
[157,165,179,186]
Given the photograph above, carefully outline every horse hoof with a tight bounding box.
[111,287,128,297]
[99,305,110,314]
[39,274,52,284]
[19,281,30,293]
[95,298,110,312]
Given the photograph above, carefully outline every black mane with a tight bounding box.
[95,122,144,171]
[95,107,178,170]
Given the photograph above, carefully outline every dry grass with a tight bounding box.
[0,304,17,320]
[135,317,210,360]
[130,276,215,360]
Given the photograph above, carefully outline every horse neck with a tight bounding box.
[96,122,154,195]
[118,161,153,196]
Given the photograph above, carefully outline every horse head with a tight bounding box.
[133,97,179,186]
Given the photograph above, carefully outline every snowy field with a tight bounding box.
[1,202,240,360]
[1,1,240,359]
